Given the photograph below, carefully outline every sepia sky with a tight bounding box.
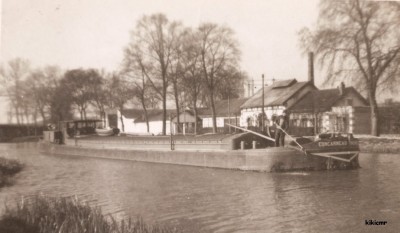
[1,0,320,87]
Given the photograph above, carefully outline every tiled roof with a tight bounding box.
[241,79,313,108]
[198,98,249,117]
[271,79,297,88]
[288,87,368,113]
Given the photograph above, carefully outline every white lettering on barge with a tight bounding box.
[318,141,348,147]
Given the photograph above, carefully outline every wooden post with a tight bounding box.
[327,157,332,170]
[228,93,231,133]
[170,114,174,150]
[261,74,265,132]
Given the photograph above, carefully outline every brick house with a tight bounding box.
[287,82,370,135]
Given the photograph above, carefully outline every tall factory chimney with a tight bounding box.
[308,52,314,85]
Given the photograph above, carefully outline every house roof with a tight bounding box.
[171,110,200,123]
[121,109,176,122]
[288,87,368,113]
[240,79,314,109]
[198,98,249,117]
[120,109,144,119]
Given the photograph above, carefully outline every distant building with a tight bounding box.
[288,82,370,135]
[240,79,317,128]
[117,109,175,135]
[378,101,400,134]
[198,98,248,133]
[171,110,202,134]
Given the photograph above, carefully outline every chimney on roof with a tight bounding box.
[338,82,345,95]
[308,52,314,86]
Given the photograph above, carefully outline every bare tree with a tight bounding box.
[299,0,400,136]
[90,70,109,127]
[0,58,31,124]
[167,28,190,133]
[122,48,158,132]
[126,13,182,135]
[197,23,241,133]
[216,67,247,100]
[108,73,135,132]
[25,66,62,126]
[180,30,205,134]
[62,69,103,120]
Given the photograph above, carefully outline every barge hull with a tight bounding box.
[38,142,359,172]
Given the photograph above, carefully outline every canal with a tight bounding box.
[0,144,399,233]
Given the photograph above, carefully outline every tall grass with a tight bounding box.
[1,195,180,233]
[0,157,23,187]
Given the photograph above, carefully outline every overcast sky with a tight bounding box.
[1,0,320,88]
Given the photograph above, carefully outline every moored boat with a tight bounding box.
[288,132,360,170]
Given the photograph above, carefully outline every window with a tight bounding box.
[202,118,212,128]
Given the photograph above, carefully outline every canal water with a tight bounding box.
[0,144,399,233]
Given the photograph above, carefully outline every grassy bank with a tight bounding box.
[359,137,400,154]
[10,136,42,143]
[0,195,180,233]
[0,157,23,188]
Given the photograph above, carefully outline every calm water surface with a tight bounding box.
[0,144,399,233]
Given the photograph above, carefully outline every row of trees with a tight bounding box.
[0,13,246,134]
[122,14,245,134]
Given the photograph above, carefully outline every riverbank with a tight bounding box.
[0,157,23,188]
[358,135,400,153]
[0,195,180,233]
[10,136,41,143]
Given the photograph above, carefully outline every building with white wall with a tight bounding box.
[239,79,317,128]
[117,109,174,135]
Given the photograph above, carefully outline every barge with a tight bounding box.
[40,128,360,172]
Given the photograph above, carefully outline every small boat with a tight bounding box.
[95,128,114,136]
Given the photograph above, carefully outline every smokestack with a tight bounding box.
[308,52,314,85]
[338,82,345,95]
[247,82,250,97]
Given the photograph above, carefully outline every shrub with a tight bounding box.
[0,157,23,176]
[0,157,23,188]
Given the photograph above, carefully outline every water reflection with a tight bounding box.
[0,144,399,233]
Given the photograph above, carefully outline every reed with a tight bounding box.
[1,195,180,233]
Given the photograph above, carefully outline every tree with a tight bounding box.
[25,66,62,126]
[122,49,159,132]
[197,23,241,133]
[108,73,135,132]
[299,0,400,136]
[180,30,206,134]
[216,67,247,100]
[50,83,73,124]
[126,13,182,135]
[90,70,108,127]
[62,69,102,120]
[0,58,31,124]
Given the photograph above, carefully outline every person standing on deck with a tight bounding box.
[275,110,289,147]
